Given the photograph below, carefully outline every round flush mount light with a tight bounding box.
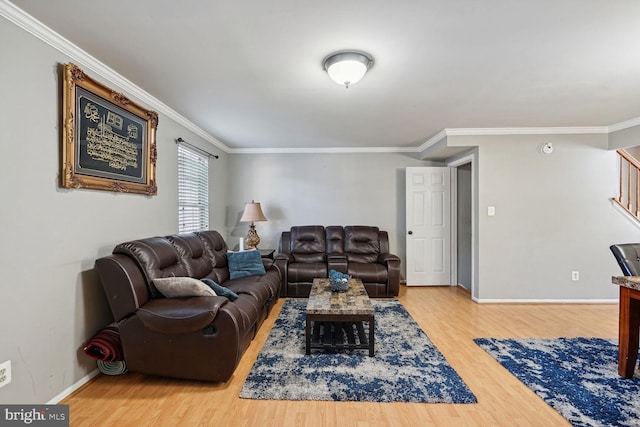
[322,51,374,88]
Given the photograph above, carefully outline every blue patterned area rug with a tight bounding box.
[240,299,477,403]
[475,337,640,427]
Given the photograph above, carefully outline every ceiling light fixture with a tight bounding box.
[322,51,374,88]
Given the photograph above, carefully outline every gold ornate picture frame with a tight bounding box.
[62,63,158,195]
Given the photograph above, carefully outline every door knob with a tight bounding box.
[408,231,413,235]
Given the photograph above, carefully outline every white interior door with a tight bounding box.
[405,167,452,286]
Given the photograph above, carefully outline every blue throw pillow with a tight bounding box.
[200,279,239,301]
[226,250,266,280]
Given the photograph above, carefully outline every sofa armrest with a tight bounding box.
[262,258,275,269]
[328,252,347,273]
[378,253,401,264]
[328,252,346,261]
[378,253,401,297]
[273,254,291,297]
[275,253,293,262]
[137,296,229,335]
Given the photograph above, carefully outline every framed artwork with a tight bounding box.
[61,63,158,195]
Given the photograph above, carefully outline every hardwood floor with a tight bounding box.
[63,286,619,426]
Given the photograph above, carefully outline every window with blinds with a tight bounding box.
[178,144,209,232]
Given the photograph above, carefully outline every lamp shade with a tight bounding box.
[240,201,267,223]
[323,51,374,88]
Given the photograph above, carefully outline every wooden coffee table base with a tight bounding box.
[305,316,375,356]
[305,278,375,357]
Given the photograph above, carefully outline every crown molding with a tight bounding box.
[227,146,420,154]
[443,126,610,136]
[0,0,231,154]
[417,130,448,152]
[609,116,640,133]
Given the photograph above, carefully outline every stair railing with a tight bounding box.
[614,149,640,221]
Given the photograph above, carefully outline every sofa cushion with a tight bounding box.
[344,226,381,263]
[291,225,326,263]
[225,268,281,301]
[347,263,388,283]
[114,237,189,298]
[288,262,327,283]
[201,278,239,301]
[293,252,326,263]
[153,277,216,298]
[167,233,215,278]
[227,250,266,279]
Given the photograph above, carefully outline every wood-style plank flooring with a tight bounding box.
[62,286,619,426]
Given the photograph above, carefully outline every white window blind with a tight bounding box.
[178,144,209,232]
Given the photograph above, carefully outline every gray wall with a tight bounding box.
[448,133,640,301]
[226,153,434,269]
[610,124,640,150]
[0,17,226,404]
[456,163,473,290]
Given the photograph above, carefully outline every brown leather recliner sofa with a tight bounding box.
[275,225,401,297]
[94,230,280,382]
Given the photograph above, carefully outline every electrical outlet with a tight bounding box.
[0,360,11,388]
[571,271,580,281]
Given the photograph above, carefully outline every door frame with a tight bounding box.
[448,153,477,299]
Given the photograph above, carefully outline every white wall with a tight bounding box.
[226,153,436,270]
[448,133,640,301]
[0,17,227,404]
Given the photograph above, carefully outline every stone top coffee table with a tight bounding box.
[305,277,375,356]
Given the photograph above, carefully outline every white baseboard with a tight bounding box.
[47,368,100,404]
[473,298,618,304]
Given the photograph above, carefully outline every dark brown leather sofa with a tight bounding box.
[94,230,280,382]
[275,225,401,297]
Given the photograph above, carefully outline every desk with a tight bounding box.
[612,276,640,378]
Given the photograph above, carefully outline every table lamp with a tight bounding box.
[240,200,267,249]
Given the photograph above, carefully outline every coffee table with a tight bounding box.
[305,277,375,356]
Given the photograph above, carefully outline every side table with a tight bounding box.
[258,249,275,259]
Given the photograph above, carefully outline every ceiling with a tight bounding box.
[8,0,640,151]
